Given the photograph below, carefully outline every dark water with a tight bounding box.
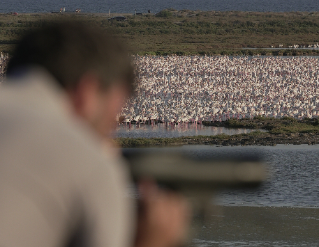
[137,145,319,208]
[128,144,319,246]
[114,123,258,138]
[186,145,319,208]
[2,0,319,14]
[192,239,318,247]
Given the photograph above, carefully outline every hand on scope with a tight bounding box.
[134,180,190,247]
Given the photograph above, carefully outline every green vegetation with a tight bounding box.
[115,134,242,147]
[204,116,319,134]
[2,10,319,55]
[267,117,319,134]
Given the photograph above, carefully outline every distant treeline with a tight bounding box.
[1,10,319,55]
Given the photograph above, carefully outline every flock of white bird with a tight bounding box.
[119,55,319,124]
[1,54,318,123]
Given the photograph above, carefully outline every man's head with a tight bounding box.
[7,20,136,136]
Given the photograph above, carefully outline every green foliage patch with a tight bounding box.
[2,11,319,55]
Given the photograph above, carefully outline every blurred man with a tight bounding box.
[0,21,188,247]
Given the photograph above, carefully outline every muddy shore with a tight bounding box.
[115,131,319,148]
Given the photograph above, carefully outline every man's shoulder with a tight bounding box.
[0,72,117,173]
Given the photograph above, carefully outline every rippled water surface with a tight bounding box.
[192,239,317,247]
[175,145,319,207]
[164,145,319,246]
[2,0,319,13]
[114,123,257,138]
[127,145,319,246]
[125,143,319,207]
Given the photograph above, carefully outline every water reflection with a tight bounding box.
[114,123,258,138]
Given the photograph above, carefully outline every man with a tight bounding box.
[0,21,188,247]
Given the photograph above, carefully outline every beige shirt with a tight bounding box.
[0,70,134,247]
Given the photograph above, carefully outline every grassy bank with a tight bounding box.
[203,116,319,134]
[115,131,319,147]
[2,11,319,55]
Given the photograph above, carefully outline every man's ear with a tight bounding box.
[68,73,101,121]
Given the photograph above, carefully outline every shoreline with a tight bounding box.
[1,10,319,14]
[115,117,319,147]
[115,131,319,147]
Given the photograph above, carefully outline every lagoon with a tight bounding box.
[137,145,319,246]
[126,144,319,246]
[127,144,319,208]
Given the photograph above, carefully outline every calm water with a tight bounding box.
[127,145,319,246]
[1,0,319,13]
[183,145,319,208]
[130,144,319,207]
[156,145,319,246]
[119,125,319,207]
[114,123,257,138]
[192,239,318,247]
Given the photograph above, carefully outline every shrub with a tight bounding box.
[156,10,173,18]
